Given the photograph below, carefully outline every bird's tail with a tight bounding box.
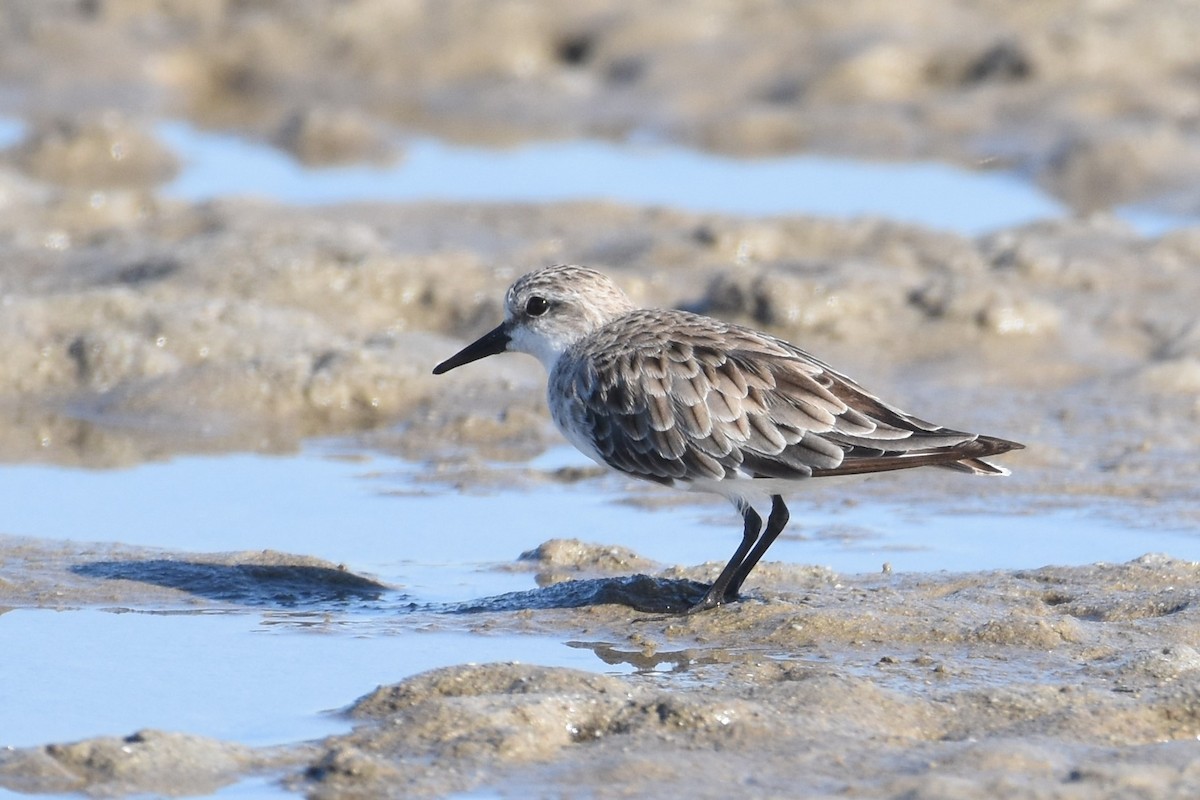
[933,434,1023,476]
[811,434,1024,478]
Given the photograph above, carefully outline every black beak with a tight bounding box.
[432,323,511,374]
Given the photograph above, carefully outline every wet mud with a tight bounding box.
[1,1,1199,797]
[0,191,1197,519]
[5,538,1200,797]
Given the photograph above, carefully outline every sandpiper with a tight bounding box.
[434,265,1023,612]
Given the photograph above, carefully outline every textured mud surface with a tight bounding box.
[2,2,1200,798]
[6,541,1200,798]
[0,192,1197,518]
[6,0,1200,212]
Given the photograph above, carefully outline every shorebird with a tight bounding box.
[433,265,1023,612]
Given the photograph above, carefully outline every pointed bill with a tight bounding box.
[432,323,511,374]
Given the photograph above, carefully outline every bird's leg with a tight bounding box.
[688,501,762,613]
[724,495,789,602]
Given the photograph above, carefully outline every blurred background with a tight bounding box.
[7,1,1200,206]
[6,0,1200,209]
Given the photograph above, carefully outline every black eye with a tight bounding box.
[525,296,550,316]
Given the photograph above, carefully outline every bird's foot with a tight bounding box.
[685,587,738,614]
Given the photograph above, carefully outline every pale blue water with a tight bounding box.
[1,116,1189,233]
[3,448,1188,589]
[0,118,21,148]
[154,121,1066,235]
[0,607,608,748]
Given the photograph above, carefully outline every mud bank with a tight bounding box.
[4,538,1200,798]
[0,178,1197,520]
[5,1,1200,212]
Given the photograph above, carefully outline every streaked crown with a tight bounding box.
[504,265,636,369]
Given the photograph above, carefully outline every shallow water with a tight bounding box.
[0,606,616,750]
[2,116,1189,234]
[154,122,1066,235]
[4,447,1193,584]
[3,448,1198,753]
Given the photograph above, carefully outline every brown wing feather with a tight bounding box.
[562,309,1023,486]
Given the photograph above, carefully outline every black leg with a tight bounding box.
[688,502,762,613]
[724,495,789,602]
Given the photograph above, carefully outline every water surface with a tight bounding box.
[3,449,1196,752]
[156,122,1063,236]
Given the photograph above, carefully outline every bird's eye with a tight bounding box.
[525,296,550,317]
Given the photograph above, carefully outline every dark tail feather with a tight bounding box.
[811,434,1024,478]
[936,456,1012,476]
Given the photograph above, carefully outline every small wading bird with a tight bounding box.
[433,265,1023,613]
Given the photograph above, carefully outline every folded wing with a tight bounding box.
[560,310,1022,486]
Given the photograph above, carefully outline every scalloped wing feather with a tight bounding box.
[552,309,1021,487]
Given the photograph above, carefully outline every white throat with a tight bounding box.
[508,323,574,373]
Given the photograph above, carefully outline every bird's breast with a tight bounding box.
[547,358,608,467]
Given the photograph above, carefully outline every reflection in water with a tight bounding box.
[569,640,702,673]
